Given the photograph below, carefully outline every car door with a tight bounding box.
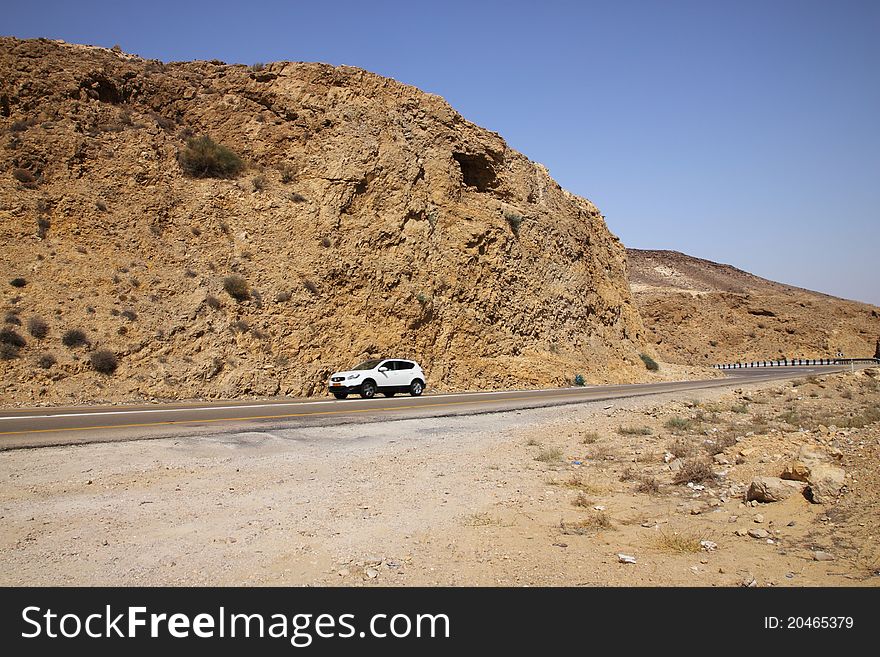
[394,360,416,388]
[376,360,396,389]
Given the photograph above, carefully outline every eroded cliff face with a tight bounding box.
[1,38,649,405]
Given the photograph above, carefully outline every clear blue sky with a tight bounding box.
[5,0,879,304]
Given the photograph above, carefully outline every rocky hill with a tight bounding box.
[628,249,880,365]
[0,37,659,406]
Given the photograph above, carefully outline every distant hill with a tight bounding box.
[627,249,880,365]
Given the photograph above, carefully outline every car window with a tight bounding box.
[352,359,383,370]
[397,361,414,370]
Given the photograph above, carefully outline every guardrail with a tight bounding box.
[713,358,879,370]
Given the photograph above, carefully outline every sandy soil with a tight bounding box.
[1,370,878,587]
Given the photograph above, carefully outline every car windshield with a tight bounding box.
[351,359,383,371]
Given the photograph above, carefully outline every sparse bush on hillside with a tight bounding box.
[27,316,49,339]
[9,277,26,288]
[205,295,223,309]
[37,353,56,369]
[61,329,89,348]
[231,319,250,333]
[640,353,660,371]
[289,192,307,203]
[617,425,652,436]
[96,200,108,212]
[223,275,250,301]
[5,312,21,326]
[0,343,19,360]
[178,135,244,179]
[90,349,118,374]
[37,216,50,238]
[275,290,291,303]
[504,211,523,236]
[252,175,266,192]
[250,62,265,72]
[0,327,26,347]
[321,236,331,247]
[672,457,714,485]
[278,163,296,183]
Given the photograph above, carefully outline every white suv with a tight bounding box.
[327,358,426,399]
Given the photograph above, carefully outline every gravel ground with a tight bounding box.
[2,370,878,587]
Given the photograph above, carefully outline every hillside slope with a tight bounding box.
[0,38,653,406]
[628,249,880,365]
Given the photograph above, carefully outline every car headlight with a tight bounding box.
[347,374,361,380]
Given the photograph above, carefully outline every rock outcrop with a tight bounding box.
[1,38,652,405]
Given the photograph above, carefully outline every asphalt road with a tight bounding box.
[0,366,847,450]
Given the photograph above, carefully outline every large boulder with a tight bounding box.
[745,476,806,503]
[804,464,846,504]
[780,444,845,504]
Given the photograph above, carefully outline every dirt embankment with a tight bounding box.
[2,368,877,586]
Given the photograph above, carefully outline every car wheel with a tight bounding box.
[409,379,424,397]
[382,391,395,397]
[360,380,377,399]
[332,392,348,400]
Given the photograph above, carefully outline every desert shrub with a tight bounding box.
[560,513,611,534]
[664,415,694,431]
[27,316,49,339]
[617,425,652,436]
[321,236,332,247]
[61,329,89,348]
[90,349,118,374]
[672,457,715,485]
[278,163,296,183]
[37,216,50,238]
[9,277,26,288]
[5,312,21,326]
[574,373,585,386]
[535,447,563,462]
[190,226,202,236]
[416,292,429,305]
[120,309,137,321]
[10,120,29,132]
[37,353,56,369]
[669,437,697,458]
[231,319,250,333]
[635,476,661,494]
[730,402,749,414]
[0,327,26,347]
[178,135,244,178]
[504,211,523,236]
[0,343,19,360]
[572,492,593,508]
[251,175,266,192]
[223,275,250,301]
[185,269,197,278]
[289,192,307,203]
[303,279,319,295]
[96,200,108,212]
[640,353,659,371]
[250,62,265,72]
[275,290,291,303]
[205,295,222,309]
[219,221,230,235]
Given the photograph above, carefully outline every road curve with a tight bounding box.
[0,366,846,450]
